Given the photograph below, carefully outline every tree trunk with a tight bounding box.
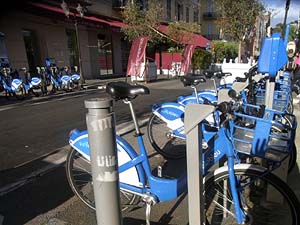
[238,40,242,63]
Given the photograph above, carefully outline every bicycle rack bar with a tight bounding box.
[85,98,122,225]
[184,104,215,225]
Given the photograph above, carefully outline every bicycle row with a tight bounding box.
[0,65,82,100]
[64,58,299,224]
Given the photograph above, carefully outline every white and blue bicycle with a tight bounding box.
[66,81,299,225]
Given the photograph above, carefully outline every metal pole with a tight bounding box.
[74,20,85,85]
[184,104,215,225]
[85,98,122,225]
[282,0,290,38]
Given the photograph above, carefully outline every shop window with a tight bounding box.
[97,34,113,75]
[66,29,79,69]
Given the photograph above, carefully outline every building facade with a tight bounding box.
[0,0,202,79]
[200,0,220,40]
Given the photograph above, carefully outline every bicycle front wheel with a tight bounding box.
[147,114,186,159]
[204,164,300,225]
[65,148,140,211]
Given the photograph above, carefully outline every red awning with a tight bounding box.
[158,25,210,48]
[28,2,126,28]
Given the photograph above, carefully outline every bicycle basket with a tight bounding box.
[231,104,296,162]
[255,89,290,112]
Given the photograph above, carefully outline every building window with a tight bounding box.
[207,0,214,12]
[22,29,40,72]
[186,7,189,22]
[176,2,183,21]
[207,23,212,35]
[193,9,199,23]
[167,0,171,21]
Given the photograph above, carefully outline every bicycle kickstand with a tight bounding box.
[143,195,157,225]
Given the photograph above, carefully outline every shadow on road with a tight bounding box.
[0,166,74,225]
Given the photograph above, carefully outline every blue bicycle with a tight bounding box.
[0,67,25,100]
[66,81,299,225]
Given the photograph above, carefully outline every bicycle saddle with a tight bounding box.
[180,76,206,86]
[106,81,150,100]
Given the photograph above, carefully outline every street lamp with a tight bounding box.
[61,0,85,85]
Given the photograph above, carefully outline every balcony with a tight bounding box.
[113,0,146,10]
[112,0,127,10]
[203,34,221,40]
[202,12,218,20]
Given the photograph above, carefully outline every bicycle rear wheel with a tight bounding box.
[65,148,140,211]
[204,164,300,225]
[147,114,186,159]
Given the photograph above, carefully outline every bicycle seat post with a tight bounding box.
[125,99,141,135]
[192,85,200,104]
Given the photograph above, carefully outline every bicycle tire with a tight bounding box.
[288,141,297,173]
[204,164,300,225]
[15,85,25,100]
[65,148,141,211]
[147,114,186,159]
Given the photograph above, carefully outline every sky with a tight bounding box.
[262,0,300,27]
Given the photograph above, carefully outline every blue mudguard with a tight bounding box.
[177,90,217,106]
[69,129,146,187]
[152,102,185,137]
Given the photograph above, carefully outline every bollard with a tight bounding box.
[85,98,122,225]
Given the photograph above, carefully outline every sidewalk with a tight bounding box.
[82,74,176,89]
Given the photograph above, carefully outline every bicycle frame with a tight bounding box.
[69,100,247,223]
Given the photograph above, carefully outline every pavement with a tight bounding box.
[1,74,300,225]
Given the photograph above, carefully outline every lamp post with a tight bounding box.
[61,0,85,85]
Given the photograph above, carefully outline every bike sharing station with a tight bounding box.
[68,24,299,225]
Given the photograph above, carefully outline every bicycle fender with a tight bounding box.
[152,102,185,132]
[11,79,23,91]
[71,74,80,81]
[69,129,145,187]
[31,77,42,86]
[177,91,217,106]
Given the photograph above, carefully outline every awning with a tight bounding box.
[158,25,210,48]
[28,2,126,28]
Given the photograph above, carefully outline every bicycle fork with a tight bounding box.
[227,155,246,224]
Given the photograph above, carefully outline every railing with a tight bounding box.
[202,12,219,19]
[112,0,127,9]
[203,34,220,40]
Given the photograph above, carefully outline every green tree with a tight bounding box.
[273,21,298,42]
[214,0,264,62]
[121,0,200,44]
[211,40,238,63]
[192,49,212,70]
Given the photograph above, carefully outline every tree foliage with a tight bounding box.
[121,0,163,43]
[121,0,200,45]
[192,49,212,70]
[273,21,298,42]
[214,0,264,41]
[211,40,238,63]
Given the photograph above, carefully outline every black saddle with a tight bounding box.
[180,76,206,87]
[106,81,150,100]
